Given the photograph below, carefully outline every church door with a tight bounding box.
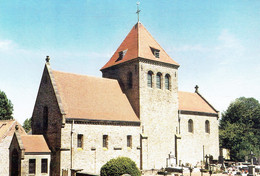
[11,149,19,176]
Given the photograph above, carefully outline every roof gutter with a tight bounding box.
[65,118,140,126]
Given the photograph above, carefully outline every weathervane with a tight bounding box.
[136,2,141,22]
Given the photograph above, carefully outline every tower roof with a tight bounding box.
[101,22,179,70]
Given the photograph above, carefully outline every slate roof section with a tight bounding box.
[52,70,139,122]
[20,135,50,153]
[101,22,179,70]
[178,91,218,114]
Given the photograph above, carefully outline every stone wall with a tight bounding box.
[102,59,140,117]
[178,113,219,166]
[60,122,140,175]
[31,64,63,176]
[139,60,179,170]
[0,136,13,175]
[21,154,51,176]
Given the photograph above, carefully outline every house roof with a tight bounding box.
[178,91,218,114]
[101,22,179,70]
[52,70,139,122]
[0,120,26,142]
[20,135,50,153]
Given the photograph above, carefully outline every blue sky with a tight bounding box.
[0,0,259,124]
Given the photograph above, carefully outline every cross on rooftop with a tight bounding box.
[195,85,199,93]
[136,2,141,22]
[46,56,50,63]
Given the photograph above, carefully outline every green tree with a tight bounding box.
[220,97,260,161]
[23,117,31,133]
[0,90,13,120]
[100,157,141,176]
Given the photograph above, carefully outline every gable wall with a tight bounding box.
[178,113,219,166]
[60,122,140,175]
[31,65,63,176]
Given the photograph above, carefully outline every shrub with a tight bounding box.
[100,157,141,176]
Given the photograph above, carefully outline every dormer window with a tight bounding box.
[150,47,160,58]
[116,49,127,62]
[154,50,160,58]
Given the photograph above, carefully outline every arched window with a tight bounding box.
[43,106,48,131]
[156,72,162,89]
[127,72,133,89]
[165,74,170,90]
[147,71,153,88]
[205,120,210,133]
[188,119,193,133]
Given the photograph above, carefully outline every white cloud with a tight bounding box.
[169,29,244,56]
[217,29,243,50]
[0,39,15,50]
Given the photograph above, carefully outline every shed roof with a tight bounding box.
[178,91,218,114]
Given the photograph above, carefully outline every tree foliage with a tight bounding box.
[100,157,141,176]
[23,117,31,133]
[220,97,260,161]
[0,90,13,120]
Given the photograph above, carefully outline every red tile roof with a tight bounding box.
[0,120,26,142]
[21,135,50,153]
[101,22,179,70]
[52,70,139,122]
[178,91,218,114]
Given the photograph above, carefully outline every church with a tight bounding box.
[31,22,219,176]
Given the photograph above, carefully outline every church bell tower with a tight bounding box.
[100,22,180,170]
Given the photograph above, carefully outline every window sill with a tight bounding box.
[77,148,83,151]
[103,147,108,151]
[114,147,122,150]
[91,147,96,151]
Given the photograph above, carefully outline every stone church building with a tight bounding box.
[31,22,219,176]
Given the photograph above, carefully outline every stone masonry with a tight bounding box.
[102,58,179,170]
[32,63,64,176]
[178,113,219,166]
[60,122,140,174]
